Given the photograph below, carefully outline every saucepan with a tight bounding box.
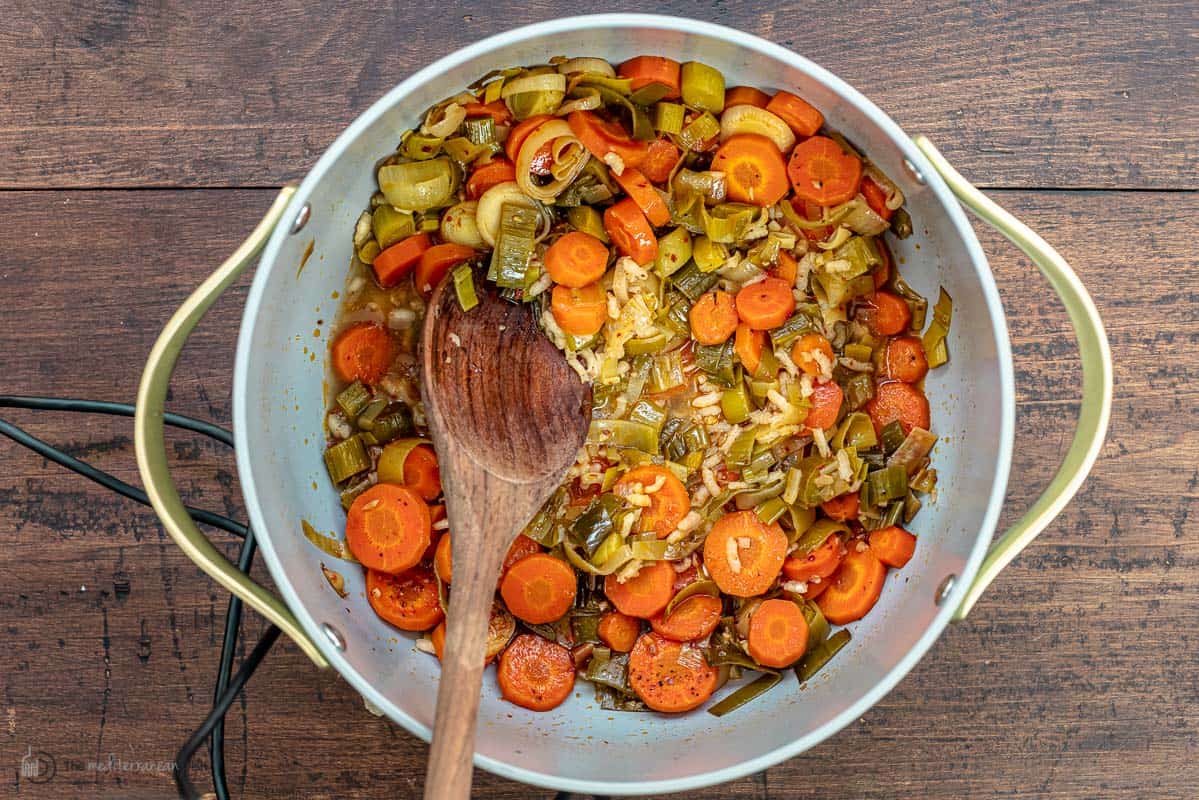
[133,14,1111,795]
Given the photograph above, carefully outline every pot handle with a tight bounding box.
[913,138,1113,621]
[134,187,330,668]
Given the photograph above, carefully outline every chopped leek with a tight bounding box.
[627,399,667,435]
[832,411,878,451]
[755,496,788,525]
[921,287,953,368]
[375,438,431,485]
[727,427,757,468]
[770,307,821,350]
[891,207,913,238]
[648,350,686,394]
[887,427,937,475]
[889,275,928,332]
[653,101,685,134]
[670,261,720,300]
[463,116,495,145]
[865,464,908,506]
[879,421,907,454]
[452,264,478,312]
[679,111,719,151]
[301,520,359,562]
[654,227,692,277]
[335,381,371,418]
[720,381,752,424]
[366,407,414,444]
[489,202,539,288]
[400,132,444,161]
[708,671,781,717]
[665,579,720,617]
[588,419,660,454]
[796,629,852,682]
[378,157,460,212]
[338,476,373,510]
[371,204,417,249]
[570,494,622,556]
[324,436,370,484]
[694,339,737,387]
[501,72,566,119]
[567,205,608,243]
[692,235,727,273]
[680,61,725,114]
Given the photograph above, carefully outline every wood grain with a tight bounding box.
[1,0,1194,190]
[0,186,1195,798]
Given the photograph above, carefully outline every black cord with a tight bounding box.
[0,395,235,446]
[175,625,282,800]
[0,416,247,539]
[211,532,256,800]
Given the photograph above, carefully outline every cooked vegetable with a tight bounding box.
[736,277,796,331]
[545,230,609,287]
[378,158,460,212]
[345,484,431,574]
[820,491,860,523]
[604,197,658,265]
[711,134,790,207]
[641,137,681,183]
[803,380,844,432]
[689,290,740,345]
[747,598,809,668]
[373,232,432,287]
[498,634,576,711]
[551,283,607,337]
[703,511,787,597]
[718,104,795,153]
[887,427,938,475]
[489,202,540,289]
[613,167,671,226]
[366,565,443,631]
[618,56,682,98]
[765,90,824,137]
[500,553,577,624]
[614,464,690,538]
[650,594,723,642]
[782,531,846,583]
[787,136,862,206]
[868,525,917,568]
[796,629,851,682]
[885,335,929,383]
[501,72,566,120]
[514,118,589,201]
[604,560,676,618]
[331,323,396,385]
[475,181,537,247]
[654,226,692,277]
[922,287,953,368]
[865,381,930,436]
[567,110,648,170]
[415,242,477,298]
[598,611,642,652]
[816,548,887,625]
[628,632,719,712]
[866,290,913,336]
[791,332,834,377]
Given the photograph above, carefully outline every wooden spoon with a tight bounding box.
[420,273,591,800]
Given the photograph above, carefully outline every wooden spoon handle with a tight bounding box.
[422,542,506,800]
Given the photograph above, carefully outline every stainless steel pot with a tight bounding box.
[134,14,1112,795]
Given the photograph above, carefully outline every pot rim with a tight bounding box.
[233,13,1015,795]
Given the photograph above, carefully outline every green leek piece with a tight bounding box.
[400,132,444,161]
[910,465,938,495]
[673,169,728,203]
[679,111,720,151]
[787,504,817,544]
[664,579,720,617]
[832,411,878,451]
[655,227,693,277]
[866,464,909,506]
[523,487,568,547]
[452,263,479,312]
[708,671,781,717]
[375,437,430,485]
[797,629,851,682]
[371,205,417,250]
[889,275,928,332]
[795,598,830,651]
[922,287,953,368]
[378,157,459,212]
[571,610,603,644]
[442,136,492,164]
[769,308,820,351]
[355,398,388,430]
[692,235,727,273]
[624,329,675,356]
[890,207,913,239]
[844,372,875,412]
[794,518,849,555]
[648,350,686,394]
[627,399,667,436]
[570,494,622,556]
[588,419,660,454]
[659,417,709,462]
[335,381,371,418]
[301,520,359,562]
[904,491,922,524]
[727,427,757,468]
[357,240,381,265]
[701,202,757,244]
[843,342,873,363]
[567,205,609,243]
[833,235,881,277]
[367,407,414,444]
[623,355,652,401]
[754,341,779,381]
[585,648,633,694]
[721,382,752,424]
[579,84,655,140]
[628,81,673,106]
[670,261,719,301]
[694,339,737,387]
[463,116,496,145]
[324,436,370,484]
[490,202,539,289]
[879,421,907,454]
[681,62,725,114]
[502,73,567,120]
[755,496,789,525]
[652,101,685,134]
[659,291,692,337]
[338,476,373,511]
[887,427,938,475]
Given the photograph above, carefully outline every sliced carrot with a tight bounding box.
[550,282,608,337]
[765,90,824,138]
[860,175,894,221]
[502,533,543,577]
[466,157,517,200]
[345,484,430,574]
[500,553,577,625]
[782,532,846,582]
[885,335,929,383]
[604,560,676,619]
[790,332,834,377]
[613,167,671,227]
[463,99,513,126]
[641,137,681,184]
[816,547,887,625]
[710,134,790,207]
[603,197,658,265]
[331,322,397,385]
[702,510,788,597]
[725,85,771,108]
[434,532,453,584]
[497,633,575,711]
[366,565,443,631]
[788,136,862,206]
[865,290,912,336]
[649,594,722,642]
[747,598,809,668]
[772,249,799,285]
[504,114,554,162]
[864,380,930,436]
[869,525,917,568]
[618,56,682,99]
[614,465,690,539]
[399,443,442,501]
[689,290,740,345]
[803,379,843,432]
[872,237,892,289]
[628,632,718,713]
[735,277,796,331]
[734,323,764,375]
[567,110,647,170]
[820,491,860,523]
[372,232,432,288]
[597,611,642,652]
[415,243,477,299]
[544,231,609,288]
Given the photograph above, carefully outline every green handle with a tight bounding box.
[134,187,330,668]
[913,137,1113,621]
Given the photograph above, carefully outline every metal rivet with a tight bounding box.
[935,574,957,606]
[902,157,926,186]
[290,202,311,234]
[321,622,346,651]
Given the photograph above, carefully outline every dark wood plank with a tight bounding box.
[0,187,1195,799]
[1,0,1194,190]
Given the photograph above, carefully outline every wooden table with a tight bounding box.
[1,2,1195,798]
